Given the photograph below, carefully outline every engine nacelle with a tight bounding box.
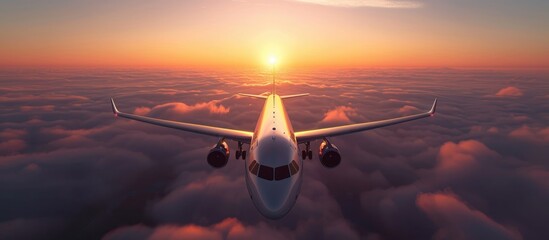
[318,139,341,168]
[207,140,230,168]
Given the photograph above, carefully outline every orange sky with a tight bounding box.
[1,0,548,69]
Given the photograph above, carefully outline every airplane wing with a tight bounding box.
[110,98,253,143]
[295,99,437,143]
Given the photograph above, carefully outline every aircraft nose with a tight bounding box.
[262,189,286,211]
[256,182,291,219]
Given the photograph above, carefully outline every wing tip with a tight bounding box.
[429,98,437,116]
[110,97,119,116]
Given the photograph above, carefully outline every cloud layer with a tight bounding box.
[0,68,547,239]
[417,192,522,240]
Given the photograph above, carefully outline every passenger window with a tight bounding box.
[289,160,299,175]
[275,165,290,180]
[258,165,274,180]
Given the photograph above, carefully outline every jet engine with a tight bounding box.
[207,140,230,168]
[318,139,341,168]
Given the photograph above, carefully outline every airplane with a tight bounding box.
[110,67,437,219]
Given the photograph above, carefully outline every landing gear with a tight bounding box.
[301,142,312,160]
[236,141,246,160]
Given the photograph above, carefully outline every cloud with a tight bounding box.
[398,105,420,114]
[509,125,549,144]
[151,101,230,115]
[148,225,222,240]
[104,218,290,240]
[0,94,89,103]
[469,125,483,133]
[150,175,249,224]
[417,191,522,240]
[495,86,523,97]
[382,87,409,95]
[0,128,27,155]
[487,127,499,134]
[133,107,151,115]
[292,0,423,8]
[320,106,356,123]
[0,139,26,155]
[0,128,26,140]
[520,167,549,191]
[0,146,154,239]
[436,140,498,172]
[388,98,414,104]
[322,219,361,240]
[20,105,55,112]
[512,115,529,122]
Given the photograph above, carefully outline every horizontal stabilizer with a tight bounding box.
[238,93,268,99]
[280,93,310,99]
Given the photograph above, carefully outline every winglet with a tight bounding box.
[110,98,120,116]
[429,98,437,116]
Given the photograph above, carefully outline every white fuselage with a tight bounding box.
[245,94,302,219]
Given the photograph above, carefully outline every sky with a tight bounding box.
[1,0,548,68]
[1,1,549,240]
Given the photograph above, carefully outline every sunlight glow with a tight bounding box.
[269,56,277,65]
[0,1,545,68]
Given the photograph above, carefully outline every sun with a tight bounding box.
[268,56,277,65]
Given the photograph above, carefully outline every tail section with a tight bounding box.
[271,62,276,95]
[238,93,309,99]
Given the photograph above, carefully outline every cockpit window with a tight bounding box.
[251,160,299,181]
[274,165,290,180]
[258,165,274,181]
[249,160,259,175]
[289,160,299,175]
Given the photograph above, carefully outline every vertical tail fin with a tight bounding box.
[272,63,276,95]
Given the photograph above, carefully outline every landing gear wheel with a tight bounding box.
[303,142,312,160]
[236,141,244,160]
